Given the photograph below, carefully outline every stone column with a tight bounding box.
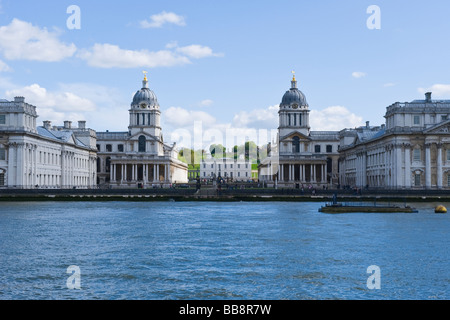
[405,145,411,188]
[425,144,432,189]
[396,146,403,188]
[437,144,443,189]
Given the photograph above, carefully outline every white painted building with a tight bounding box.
[339,92,450,189]
[259,74,340,187]
[200,158,253,182]
[0,97,97,189]
[96,74,188,188]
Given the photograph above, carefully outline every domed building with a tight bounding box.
[259,73,340,188]
[96,74,188,188]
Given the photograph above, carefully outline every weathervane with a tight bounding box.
[291,70,296,81]
[143,71,148,81]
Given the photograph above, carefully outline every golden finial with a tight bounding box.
[291,70,296,82]
[143,71,148,81]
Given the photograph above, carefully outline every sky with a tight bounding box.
[1,0,450,149]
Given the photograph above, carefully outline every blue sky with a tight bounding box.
[1,0,450,148]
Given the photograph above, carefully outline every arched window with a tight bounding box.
[97,158,101,172]
[139,135,146,153]
[292,136,300,153]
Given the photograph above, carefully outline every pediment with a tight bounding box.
[280,131,311,142]
[128,131,159,141]
[424,120,450,134]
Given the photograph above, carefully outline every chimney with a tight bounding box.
[425,92,432,103]
[43,121,52,130]
[78,120,86,130]
[14,96,25,103]
[64,121,72,129]
[366,121,370,128]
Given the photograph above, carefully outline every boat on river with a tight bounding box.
[318,203,418,213]
[318,194,418,214]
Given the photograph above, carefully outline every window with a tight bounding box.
[203,164,206,169]
[106,144,112,152]
[413,149,421,162]
[0,171,4,186]
[106,157,111,173]
[326,145,333,153]
[211,164,214,169]
[138,135,146,152]
[288,114,291,126]
[415,174,421,187]
[0,115,5,124]
[0,148,5,161]
[118,144,124,152]
[413,115,420,125]
[203,172,206,177]
[238,164,241,169]
[315,145,321,153]
[442,115,448,122]
[292,136,300,153]
[96,144,101,152]
[447,150,450,162]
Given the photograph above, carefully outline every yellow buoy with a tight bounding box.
[435,205,447,214]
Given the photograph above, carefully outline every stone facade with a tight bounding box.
[0,97,97,189]
[339,93,450,189]
[96,75,188,188]
[259,75,340,188]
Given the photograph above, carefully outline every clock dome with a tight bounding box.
[280,74,308,108]
[131,74,160,109]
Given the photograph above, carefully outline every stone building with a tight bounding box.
[96,74,188,188]
[0,97,97,189]
[259,74,340,188]
[339,92,450,189]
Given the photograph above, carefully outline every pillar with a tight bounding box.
[425,144,431,188]
[437,144,443,189]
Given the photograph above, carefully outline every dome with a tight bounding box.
[280,76,308,108]
[132,88,159,107]
[281,88,308,106]
[131,76,160,108]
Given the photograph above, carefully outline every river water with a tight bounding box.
[0,201,448,300]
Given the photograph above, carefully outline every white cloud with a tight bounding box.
[310,106,364,131]
[77,43,191,68]
[165,107,217,128]
[176,45,224,59]
[0,59,11,72]
[352,71,367,79]
[383,82,396,87]
[78,43,223,69]
[0,19,76,62]
[140,11,186,29]
[6,84,96,113]
[418,84,450,97]
[233,105,279,129]
[199,99,214,107]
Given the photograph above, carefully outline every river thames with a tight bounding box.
[0,201,448,300]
